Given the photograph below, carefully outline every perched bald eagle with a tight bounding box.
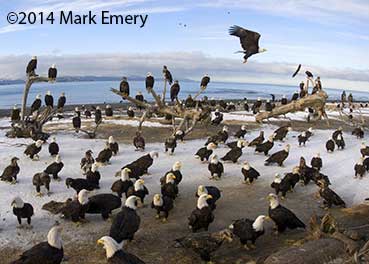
[163,65,173,85]
[221,140,246,163]
[273,126,292,141]
[200,74,210,88]
[170,80,180,101]
[229,215,266,250]
[164,136,177,155]
[110,196,141,246]
[267,193,305,234]
[119,77,130,97]
[26,56,37,76]
[65,177,99,194]
[235,125,247,139]
[44,155,64,180]
[145,72,154,91]
[45,91,54,108]
[95,106,102,125]
[174,229,233,263]
[105,105,113,117]
[11,225,63,264]
[57,93,66,109]
[160,161,183,185]
[128,151,158,175]
[1,157,20,183]
[97,236,145,264]
[151,194,174,222]
[48,64,57,82]
[229,25,266,63]
[11,105,20,122]
[271,173,291,199]
[11,197,34,228]
[31,94,42,113]
[133,131,145,151]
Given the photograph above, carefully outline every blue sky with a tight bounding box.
[0,0,368,91]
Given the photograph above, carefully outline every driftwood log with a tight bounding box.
[255,90,328,123]
[111,83,208,136]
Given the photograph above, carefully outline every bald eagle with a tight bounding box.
[189,194,214,232]
[119,77,130,97]
[111,168,134,198]
[151,194,174,222]
[110,196,141,245]
[229,25,266,63]
[31,95,42,113]
[97,236,145,264]
[170,80,180,101]
[127,179,149,204]
[1,157,20,183]
[11,197,34,228]
[317,180,345,209]
[200,75,210,88]
[163,65,173,85]
[24,140,43,160]
[248,131,264,147]
[26,56,37,76]
[265,144,290,166]
[44,155,64,180]
[86,193,122,220]
[11,225,63,264]
[267,193,305,234]
[48,64,57,81]
[145,73,154,91]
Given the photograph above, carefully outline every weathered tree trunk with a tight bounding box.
[255,90,328,123]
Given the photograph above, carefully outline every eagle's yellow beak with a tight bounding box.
[97,239,104,245]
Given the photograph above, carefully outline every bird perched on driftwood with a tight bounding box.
[229,25,267,63]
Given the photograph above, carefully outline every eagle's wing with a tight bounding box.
[229,25,260,51]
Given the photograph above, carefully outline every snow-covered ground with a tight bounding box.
[0,120,368,249]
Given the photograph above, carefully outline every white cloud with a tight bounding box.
[0,52,368,91]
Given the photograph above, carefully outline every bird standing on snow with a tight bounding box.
[229,215,267,250]
[273,126,292,141]
[65,177,99,194]
[161,161,183,185]
[45,91,54,108]
[24,139,43,160]
[298,132,308,146]
[80,150,94,174]
[111,168,133,198]
[241,161,260,184]
[133,131,145,151]
[97,236,145,264]
[48,64,57,82]
[248,131,264,147]
[48,137,59,156]
[195,142,217,162]
[11,196,34,228]
[96,142,113,165]
[26,56,37,77]
[267,193,305,234]
[86,163,101,188]
[32,171,51,196]
[0,157,20,183]
[151,194,174,222]
[188,194,214,232]
[270,173,291,200]
[108,136,119,155]
[109,196,141,246]
[208,155,224,180]
[311,153,323,171]
[61,189,89,223]
[221,140,247,163]
[360,142,369,157]
[44,154,64,181]
[255,135,274,155]
[235,125,247,139]
[161,173,178,201]
[355,157,366,179]
[85,192,122,220]
[11,225,64,264]
[352,127,364,139]
[127,179,149,204]
[196,185,221,211]
[335,134,345,150]
[229,25,267,63]
[317,180,345,209]
[265,144,290,167]
[326,137,335,152]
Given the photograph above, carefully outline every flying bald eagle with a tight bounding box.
[229,25,267,63]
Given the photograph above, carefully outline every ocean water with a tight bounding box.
[0,80,368,109]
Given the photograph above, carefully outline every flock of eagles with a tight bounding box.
[1,25,369,264]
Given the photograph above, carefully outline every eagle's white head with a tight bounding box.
[47,225,63,249]
[258,48,267,53]
[78,189,90,205]
[197,193,212,209]
[97,236,120,259]
[11,196,24,208]
[120,168,131,181]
